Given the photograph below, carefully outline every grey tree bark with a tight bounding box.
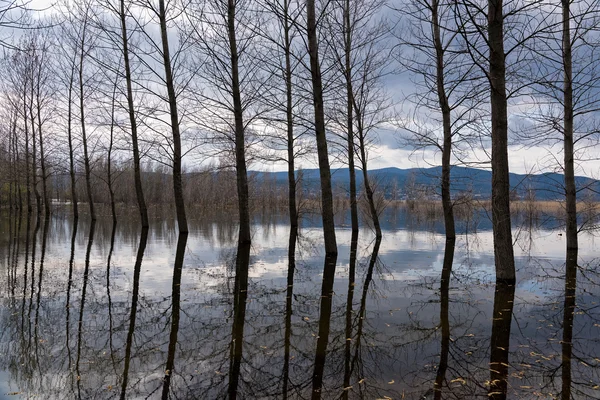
[306,0,337,256]
[120,0,149,228]
[157,0,188,233]
[488,0,515,283]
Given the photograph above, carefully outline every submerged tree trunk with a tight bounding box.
[488,0,515,283]
[120,0,149,228]
[158,0,188,233]
[306,0,337,256]
[227,0,251,245]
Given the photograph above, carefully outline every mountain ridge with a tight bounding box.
[251,166,600,200]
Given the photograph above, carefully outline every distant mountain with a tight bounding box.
[251,166,600,200]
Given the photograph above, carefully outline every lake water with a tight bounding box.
[0,207,599,399]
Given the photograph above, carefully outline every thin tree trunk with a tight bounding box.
[29,82,41,215]
[13,117,23,211]
[284,0,298,231]
[120,0,149,228]
[355,118,381,238]
[344,0,358,234]
[432,0,455,243]
[488,0,515,283]
[227,0,251,245]
[23,87,32,214]
[36,72,50,217]
[78,17,95,221]
[307,0,337,256]
[108,73,118,223]
[67,64,78,219]
[562,0,577,252]
[158,0,188,233]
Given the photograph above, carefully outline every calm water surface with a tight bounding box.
[0,208,599,399]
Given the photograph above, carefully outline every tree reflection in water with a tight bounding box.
[161,232,188,399]
[120,226,149,399]
[0,212,598,399]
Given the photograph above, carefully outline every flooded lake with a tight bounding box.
[0,207,599,399]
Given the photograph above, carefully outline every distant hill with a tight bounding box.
[251,166,600,201]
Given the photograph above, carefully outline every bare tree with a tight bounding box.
[306,0,337,256]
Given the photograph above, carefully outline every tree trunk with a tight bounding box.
[36,74,50,217]
[120,0,149,228]
[29,83,41,215]
[23,89,32,215]
[432,0,455,243]
[488,0,515,283]
[284,0,298,231]
[307,0,337,256]
[344,0,358,234]
[562,0,577,252]
[355,116,381,238]
[108,73,119,223]
[79,25,95,221]
[227,0,251,245]
[67,66,78,219]
[158,0,188,233]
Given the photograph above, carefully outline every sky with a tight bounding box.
[7,0,600,180]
